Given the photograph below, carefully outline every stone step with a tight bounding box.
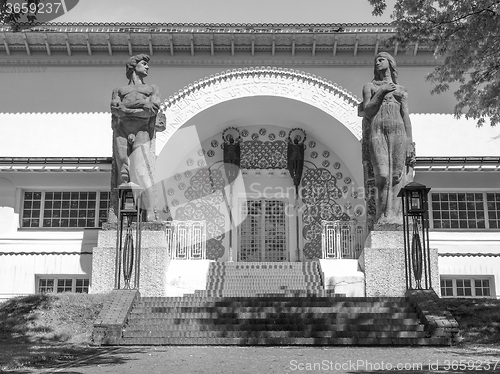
[131,306,415,313]
[122,330,427,339]
[111,336,449,346]
[139,296,409,303]
[123,323,426,332]
[126,316,421,325]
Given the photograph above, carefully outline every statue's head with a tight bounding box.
[226,134,234,143]
[126,54,151,81]
[373,52,398,84]
[293,135,302,144]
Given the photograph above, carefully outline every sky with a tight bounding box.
[55,0,395,24]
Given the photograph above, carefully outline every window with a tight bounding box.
[440,276,494,298]
[37,276,90,294]
[22,191,110,228]
[486,193,500,229]
[440,279,453,297]
[430,192,500,229]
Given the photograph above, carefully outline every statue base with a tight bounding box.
[92,229,169,297]
[360,230,440,297]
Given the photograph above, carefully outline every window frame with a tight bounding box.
[36,275,90,294]
[440,275,495,298]
[428,190,500,231]
[21,190,110,229]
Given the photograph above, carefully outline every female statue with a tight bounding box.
[360,52,414,225]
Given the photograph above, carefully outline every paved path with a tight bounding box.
[37,345,500,374]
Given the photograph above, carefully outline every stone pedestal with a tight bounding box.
[360,230,440,297]
[92,229,169,297]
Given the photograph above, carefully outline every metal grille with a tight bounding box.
[321,220,365,259]
[239,199,287,262]
[169,220,207,260]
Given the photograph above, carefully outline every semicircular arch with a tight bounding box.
[157,67,362,153]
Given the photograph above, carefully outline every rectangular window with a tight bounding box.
[456,279,472,296]
[57,278,73,293]
[486,193,500,229]
[37,276,90,294]
[475,279,491,297]
[440,279,454,297]
[75,278,90,293]
[440,276,494,298]
[22,191,110,228]
[430,192,500,229]
[38,278,54,293]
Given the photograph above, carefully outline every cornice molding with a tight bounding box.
[0,57,440,67]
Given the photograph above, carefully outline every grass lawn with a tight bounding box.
[0,294,499,371]
[0,293,107,372]
[440,298,500,345]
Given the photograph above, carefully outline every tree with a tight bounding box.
[0,0,42,30]
[368,0,500,126]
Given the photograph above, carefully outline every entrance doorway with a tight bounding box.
[238,199,288,262]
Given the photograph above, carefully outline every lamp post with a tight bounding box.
[115,184,143,290]
[398,182,431,290]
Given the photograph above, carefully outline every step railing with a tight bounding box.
[164,220,207,260]
[321,220,365,259]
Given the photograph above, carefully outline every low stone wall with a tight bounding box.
[92,229,169,297]
[319,259,365,297]
[406,289,459,345]
[92,289,139,345]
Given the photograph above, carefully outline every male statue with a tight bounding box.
[110,54,164,221]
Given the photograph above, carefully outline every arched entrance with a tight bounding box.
[155,68,366,262]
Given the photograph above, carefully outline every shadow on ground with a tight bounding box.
[0,294,146,372]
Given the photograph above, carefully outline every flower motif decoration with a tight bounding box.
[268,133,276,141]
[301,167,351,259]
[322,151,330,158]
[259,128,267,136]
[344,177,352,184]
[241,129,249,138]
[322,160,330,168]
[334,162,341,169]
[211,140,219,148]
[311,151,318,159]
[251,133,259,140]
[308,141,316,148]
[278,130,286,138]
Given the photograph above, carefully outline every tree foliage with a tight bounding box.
[0,0,42,29]
[369,0,500,126]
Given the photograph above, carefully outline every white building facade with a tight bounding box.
[0,23,499,299]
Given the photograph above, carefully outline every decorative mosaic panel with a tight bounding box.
[301,167,350,259]
[240,140,287,169]
[170,168,226,260]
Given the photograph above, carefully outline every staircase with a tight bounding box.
[105,262,451,346]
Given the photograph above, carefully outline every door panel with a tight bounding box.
[238,199,288,262]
